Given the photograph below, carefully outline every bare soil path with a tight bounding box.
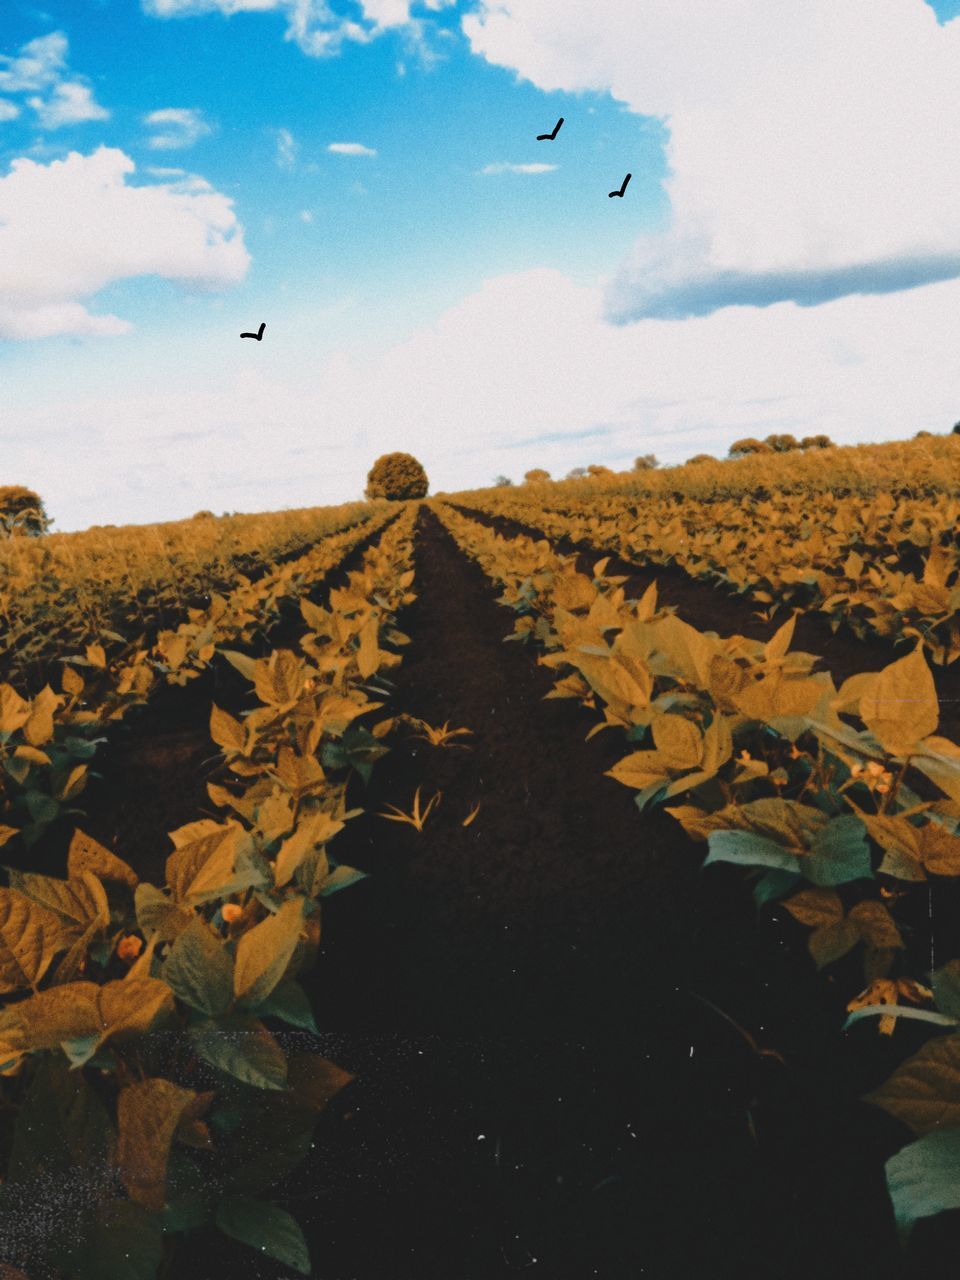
[183,506,920,1280]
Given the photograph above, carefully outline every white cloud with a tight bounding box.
[360,0,410,26]
[143,0,380,56]
[464,0,960,319]
[328,141,377,157]
[480,161,557,175]
[28,81,110,129]
[1,32,108,130]
[299,208,313,222]
[276,127,298,169]
[144,107,213,150]
[0,146,249,340]
[9,264,960,528]
[0,32,67,93]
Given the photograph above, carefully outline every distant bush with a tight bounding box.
[566,467,588,479]
[587,464,613,476]
[686,453,714,465]
[915,430,935,439]
[633,454,658,471]
[365,452,429,501]
[728,438,772,457]
[492,475,514,487]
[524,469,551,482]
[800,434,834,449]
[192,510,216,519]
[953,422,960,435]
[0,485,51,537]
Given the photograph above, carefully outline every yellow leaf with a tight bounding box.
[605,750,668,790]
[274,812,343,887]
[23,685,59,747]
[209,704,246,753]
[783,888,843,927]
[763,613,797,663]
[234,896,309,1005]
[651,713,703,770]
[462,802,481,828]
[859,644,939,757]
[61,666,84,696]
[0,888,68,994]
[85,643,107,669]
[0,684,31,734]
[118,1078,198,1211]
[68,830,138,889]
[356,613,381,679]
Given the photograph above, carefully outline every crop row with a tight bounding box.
[0,499,392,684]
[457,482,960,665]
[0,504,418,1279]
[0,508,397,854]
[431,499,960,1241]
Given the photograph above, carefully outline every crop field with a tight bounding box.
[1,435,960,1280]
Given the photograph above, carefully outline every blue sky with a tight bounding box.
[2,0,960,529]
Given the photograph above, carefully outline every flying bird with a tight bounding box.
[537,117,564,141]
[240,322,266,341]
[608,173,631,198]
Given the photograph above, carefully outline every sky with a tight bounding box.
[1,0,960,530]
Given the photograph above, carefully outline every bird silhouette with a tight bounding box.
[608,174,631,198]
[537,117,564,141]
[240,322,265,340]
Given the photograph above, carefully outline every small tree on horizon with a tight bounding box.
[633,454,658,471]
[728,437,772,458]
[686,453,714,465]
[566,467,588,479]
[365,453,429,501]
[587,464,613,476]
[492,475,513,487]
[0,485,51,537]
[524,468,551,482]
[800,434,834,449]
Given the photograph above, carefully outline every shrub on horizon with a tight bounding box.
[524,469,551,482]
[365,452,429,501]
[633,454,658,471]
[0,485,51,537]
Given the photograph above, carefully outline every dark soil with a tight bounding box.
[6,505,959,1279]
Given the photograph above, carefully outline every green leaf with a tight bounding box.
[318,864,367,897]
[25,792,59,825]
[884,1125,960,1241]
[7,1053,115,1187]
[844,1005,958,1031]
[257,979,318,1032]
[705,830,802,871]
[189,1015,287,1090]
[752,868,802,907]
[163,918,234,1016]
[215,1195,310,1274]
[932,959,960,1022]
[74,1199,164,1280]
[804,815,872,886]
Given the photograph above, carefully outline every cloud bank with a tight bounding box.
[464,0,960,319]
